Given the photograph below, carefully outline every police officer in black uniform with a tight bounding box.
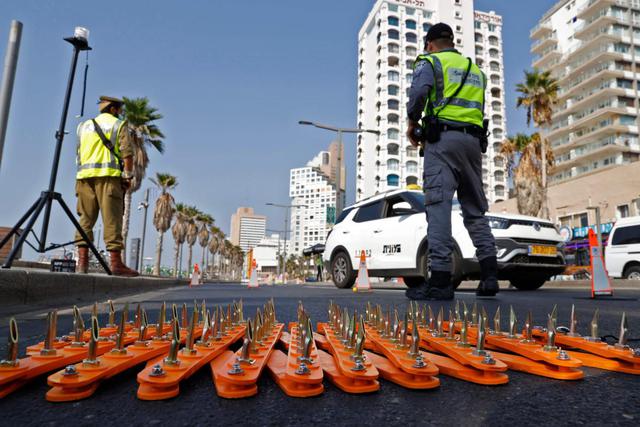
[406,23,499,301]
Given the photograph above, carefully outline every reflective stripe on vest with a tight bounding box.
[414,51,486,127]
[76,113,125,179]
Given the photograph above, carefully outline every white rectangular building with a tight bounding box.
[356,0,507,203]
[530,0,640,184]
[289,148,338,255]
[230,207,266,253]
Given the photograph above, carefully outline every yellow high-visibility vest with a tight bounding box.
[76,112,125,179]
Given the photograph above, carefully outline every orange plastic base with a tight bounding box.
[317,349,379,393]
[266,350,324,397]
[364,351,439,390]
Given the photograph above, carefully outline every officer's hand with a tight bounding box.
[407,122,420,147]
[121,178,132,192]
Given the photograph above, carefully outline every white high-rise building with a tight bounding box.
[356,0,507,203]
[531,0,640,184]
[229,207,266,252]
[289,147,338,255]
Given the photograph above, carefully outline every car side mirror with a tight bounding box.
[393,201,417,216]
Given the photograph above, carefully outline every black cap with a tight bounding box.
[425,23,454,43]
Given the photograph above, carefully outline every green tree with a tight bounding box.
[184,205,200,274]
[197,213,214,275]
[150,173,177,275]
[171,203,188,277]
[121,97,165,259]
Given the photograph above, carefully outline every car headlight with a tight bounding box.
[486,216,510,229]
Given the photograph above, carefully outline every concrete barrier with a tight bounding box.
[0,269,183,309]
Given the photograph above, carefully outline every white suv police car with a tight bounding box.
[323,189,566,291]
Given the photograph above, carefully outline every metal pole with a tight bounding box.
[39,43,82,250]
[139,188,149,272]
[283,207,289,283]
[336,130,343,216]
[594,206,603,251]
[0,20,22,172]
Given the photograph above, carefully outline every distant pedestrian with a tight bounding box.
[315,254,324,282]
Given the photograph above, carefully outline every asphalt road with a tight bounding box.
[0,282,639,427]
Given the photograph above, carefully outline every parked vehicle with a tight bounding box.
[323,189,566,290]
[605,216,640,280]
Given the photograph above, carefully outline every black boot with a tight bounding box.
[405,278,429,300]
[425,271,454,300]
[476,256,499,297]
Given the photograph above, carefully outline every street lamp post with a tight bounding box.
[298,120,379,216]
[266,228,291,281]
[266,202,307,283]
[137,188,150,273]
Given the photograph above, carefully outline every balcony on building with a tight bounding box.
[576,0,620,21]
[554,85,631,120]
[574,11,627,40]
[557,64,624,101]
[532,44,562,69]
[530,20,552,39]
[553,119,638,153]
[531,32,557,55]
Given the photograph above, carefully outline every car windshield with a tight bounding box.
[404,192,461,210]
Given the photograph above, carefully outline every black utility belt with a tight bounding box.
[439,123,484,138]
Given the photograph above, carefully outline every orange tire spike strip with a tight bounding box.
[363,351,439,390]
[137,324,244,400]
[317,322,380,392]
[211,300,282,399]
[265,319,323,398]
[46,340,171,402]
[316,349,379,394]
[211,323,284,399]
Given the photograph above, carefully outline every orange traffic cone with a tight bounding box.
[190,264,202,287]
[588,229,612,298]
[248,259,259,288]
[353,250,372,293]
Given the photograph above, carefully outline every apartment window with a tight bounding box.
[406,46,417,57]
[490,61,500,72]
[406,32,417,43]
[475,33,483,43]
[387,159,400,171]
[578,213,588,228]
[387,113,399,124]
[406,7,415,15]
[388,85,399,96]
[489,36,499,46]
[387,174,400,187]
[489,49,499,58]
[389,3,398,12]
[387,143,399,155]
[388,70,399,81]
[388,128,400,140]
[491,75,500,85]
[388,99,400,110]
[388,43,399,53]
[405,59,414,69]
[488,24,496,31]
[388,56,399,67]
[389,29,400,40]
[406,19,417,30]
[617,204,630,219]
[423,22,432,32]
[474,21,482,30]
[406,73,413,84]
[388,16,399,26]
[406,161,418,173]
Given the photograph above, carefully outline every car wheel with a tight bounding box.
[509,277,547,291]
[331,251,356,289]
[624,265,640,280]
[416,247,464,289]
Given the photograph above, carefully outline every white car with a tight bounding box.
[605,216,640,280]
[323,189,566,291]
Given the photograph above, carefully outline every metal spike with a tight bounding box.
[521,311,534,343]
[543,314,558,352]
[155,302,166,340]
[134,303,142,329]
[473,311,488,356]
[391,309,400,343]
[493,306,501,335]
[481,306,488,330]
[447,309,456,341]
[458,311,470,347]
[586,308,599,342]
[238,319,255,364]
[568,304,579,337]
[71,306,85,345]
[454,300,460,322]
[398,311,409,349]
[471,302,478,326]
[41,311,58,356]
[351,316,366,369]
[508,306,518,339]
[408,316,421,358]
[181,303,188,329]
[83,316,100,365]
[350,310,358,349]
[164,319,180,365]
[550,304,558,324]
[435,306,444,338]
[212,307,221,341]
[0,318,19,367]
[136,309,148,344]
[92,302,98,318]
[112,304,128,354]
[198,310,211,345]
[615,312,629,349]
[427,305,435,331]
[107,300,115,327]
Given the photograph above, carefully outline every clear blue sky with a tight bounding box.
[0,0,558,266]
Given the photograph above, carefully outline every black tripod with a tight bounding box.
[0,33,111,274]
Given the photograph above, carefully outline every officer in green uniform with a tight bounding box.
[75,96,139,276]
[406,23,498,300]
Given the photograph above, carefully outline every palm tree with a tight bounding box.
[516,69,558,218]
[150,173,177,275]
[500,133,554,216]
[184,205,200,274]
[207,225,222,277]
[197,213,214,275]
[171,203,188,277]
[121,97,165,259]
